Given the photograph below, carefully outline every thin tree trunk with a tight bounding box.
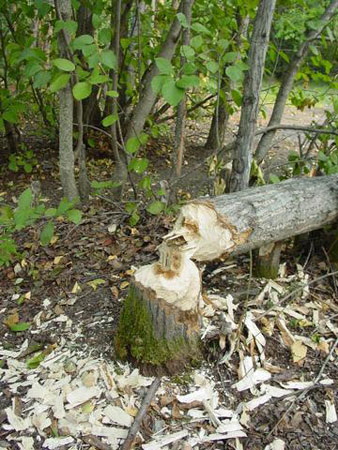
[124,0,183,142]
[229,0,276,192]
[55,0,79,201]
[172,0,194,177]
[205,15,249,150]
[254,0,338,164]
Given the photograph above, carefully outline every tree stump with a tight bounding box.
[115,242,202,375]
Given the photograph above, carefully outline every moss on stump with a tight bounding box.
[115,283,202,376]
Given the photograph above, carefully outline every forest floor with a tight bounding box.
[0,103,337,450]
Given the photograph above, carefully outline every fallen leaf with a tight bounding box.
[53,256,64,264]
[87,279,106,290]
[291,340,307,364]
[120,281,129,289]
[3,311,19,327]
[71,281,81,293]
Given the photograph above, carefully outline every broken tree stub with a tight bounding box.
[115,175,338,373]
[115,242,202,375]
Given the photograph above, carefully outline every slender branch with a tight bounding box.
[257,124,338,137]
[121,377,161,450]
[157,94,216,123]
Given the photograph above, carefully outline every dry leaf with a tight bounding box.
[291,340,307,364]
[71,282,81,294]
[53,256,63,264]
[120,281,129,289]
[4,311,19,327]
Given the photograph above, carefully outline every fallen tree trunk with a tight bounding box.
[166,175,338,261]
[115,175,338,374]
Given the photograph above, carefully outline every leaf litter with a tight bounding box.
[1,213,338,449]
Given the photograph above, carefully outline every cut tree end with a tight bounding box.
[165,201,242,261]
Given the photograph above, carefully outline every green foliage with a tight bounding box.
[0,188,82,266]
[8,148,38,174]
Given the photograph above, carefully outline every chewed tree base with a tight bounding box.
[114,283,202,376]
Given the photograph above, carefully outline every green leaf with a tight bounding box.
[190,35,203,49]
[102,114,118,127]
[18,188,33,209]
[57,197,74,215]
[106,90,119,97]
[33,70,51,89]
[98,28,112,45]
[147,201,165,215]
[129,211,140,226]
[191,22,210,34]
[50,73,71,93]
[52,58,75,72]
[231,89,242,107]
[66,209,82,224]
[9,322,31,332]
[226,65,242,82]
[27,351,46,369]
[155,57,173,75]
[3,110,18,124]
[40,221,54,246]
[45,208,57,217]
[128,158,149,174]
[101,49,117,70]
[183,62,197,75]
[223,52,237,63]
[72,34,94,50]
[55,19,78,34]
[72,82,92,100]
[180,45,195,59]
[218,39,229,51]
[151,75,171,94]
[176,75,199,89]
[176,12,188,28]
[206,61,219,74]
[88,72,108,84]
[126,137,140,154]
[162,80,185,107]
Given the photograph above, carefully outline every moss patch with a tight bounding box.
[114,285,201,370]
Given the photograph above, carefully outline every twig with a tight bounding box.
[267,336,338,438]
[121,377,161,450]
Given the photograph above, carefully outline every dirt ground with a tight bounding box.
[0,104,337,450]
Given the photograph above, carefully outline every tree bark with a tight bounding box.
[115,242,202,375]
[229,0,276,192]
[166,174,338,262]
[124,0,183,142]
[56,0,79,201]
[254,0,338,164]
[172,0,194,177]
